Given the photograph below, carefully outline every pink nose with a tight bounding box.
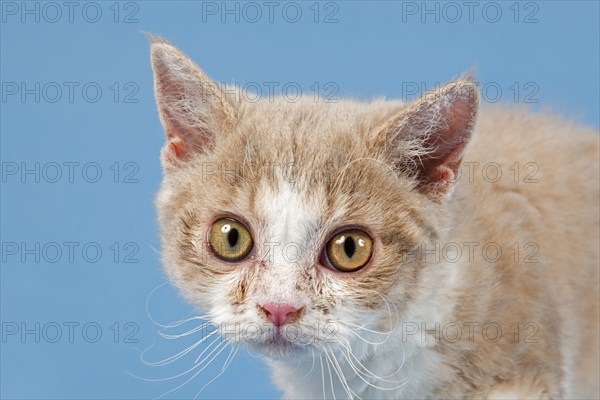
[259,303,304,327]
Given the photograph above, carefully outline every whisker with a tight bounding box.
[300,347,317,379]
[338,347,411,391]
[325,349,336,400]
[341,324,390,346]
[193,346,238,399]
[128,335,223,383]
[340,321,391,335]
[141,330,220,368]
[194,335,227,364]
[158,321,212,340]
[144,281,210,329]
[160,316,211,329]
[319,353,326,400]
[148,243,161,256]
[326,346,359,400]
[339,338,405,383]
[154,340,231,400]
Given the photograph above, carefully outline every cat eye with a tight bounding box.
[209,218,253,262]
[324,229,373,272]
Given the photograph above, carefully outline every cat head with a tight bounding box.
[150,37,478,358]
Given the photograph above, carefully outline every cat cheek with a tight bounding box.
[230,279,248,307]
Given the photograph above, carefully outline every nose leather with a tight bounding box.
[259,303,303,327]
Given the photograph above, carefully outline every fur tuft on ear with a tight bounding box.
[374,75,479,197]
[149,35,235,167]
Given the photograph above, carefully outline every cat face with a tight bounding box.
[151,37,478,359]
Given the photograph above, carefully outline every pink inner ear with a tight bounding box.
[160,107,214,164]
[419,97,475,193]
[163,136,188,163]
[161,112,191,163]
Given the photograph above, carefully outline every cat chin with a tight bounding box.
[244,338,313,360]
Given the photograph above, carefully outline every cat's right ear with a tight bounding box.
[150,36,235,167]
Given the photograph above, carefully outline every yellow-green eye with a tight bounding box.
[209,218,253,262]
[325,229,373,272]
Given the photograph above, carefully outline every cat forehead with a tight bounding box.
[256,181,327,243]
[199,103,409,208]
[212,99,404,176]
[234,98,402,141]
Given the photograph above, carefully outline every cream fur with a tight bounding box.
[150,37,600,399]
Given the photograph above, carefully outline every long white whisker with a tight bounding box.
[154,340,231,400]
[160,316,211,329]
[194,336,226,364]
[325,349,336,400]
[325,348,352,399]
[158,321,212,340]
[327,346,361,400]
[340,338,405,382]
[193,346,238,399]
[141,330,220,368]
[340,321,392,335]
[338,347,410,391]
[144,282,209,329]
[319,354,326,400]
[128,335,223,383]
[342,324,389,345]
[140,339,223,383]
[299,347,317,379]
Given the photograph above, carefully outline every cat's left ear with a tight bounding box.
[149,36,236,167]
[373,76,479,197]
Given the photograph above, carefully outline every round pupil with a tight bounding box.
[343,237,356,258]
[227,228,239,247]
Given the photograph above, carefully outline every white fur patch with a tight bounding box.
[255,181,319,306]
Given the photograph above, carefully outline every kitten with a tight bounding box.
[150,36,599,399]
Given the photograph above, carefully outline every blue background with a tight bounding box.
[1,1,598,399]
